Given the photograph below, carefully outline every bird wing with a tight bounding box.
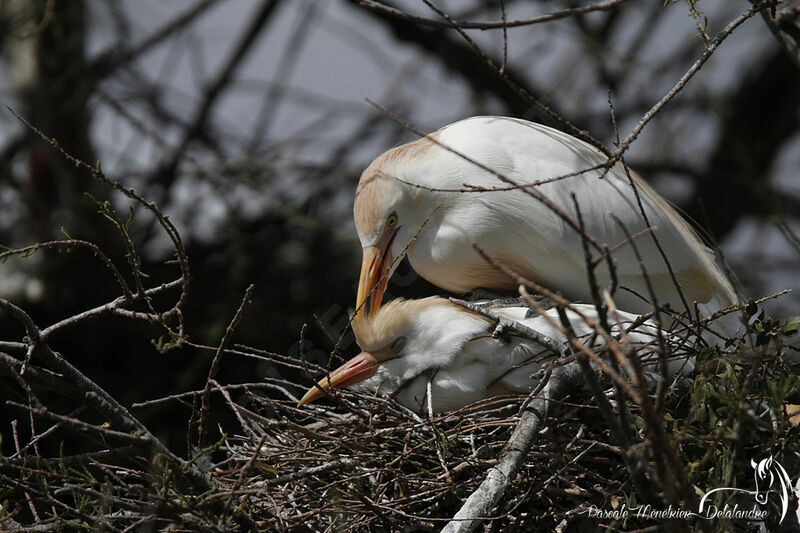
[435,117,738,322]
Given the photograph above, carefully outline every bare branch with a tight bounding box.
[353,0,631,30]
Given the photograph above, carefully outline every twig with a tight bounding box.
[198,284,255,446]
[11,420,40,521]
[426,373,452,482]
[40,279,182,339]
[417,0,607,153]
[613,2,768,158]
[498,0,508,74]
[6,401,151,447]
[353,0,631,30]
[608,94,693,320]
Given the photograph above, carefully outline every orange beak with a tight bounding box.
[297,352,381,406]
[355,227,398,320]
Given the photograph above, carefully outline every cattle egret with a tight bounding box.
[354,117,739,334]
[298,297,688,413]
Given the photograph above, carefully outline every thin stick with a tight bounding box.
[353,0,631,32]
[198,284,254,446]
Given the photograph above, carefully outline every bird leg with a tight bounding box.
[461,291,555,312]
[450,298,569,356]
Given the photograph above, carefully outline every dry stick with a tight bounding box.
[568,193,645,488]
[608,94,693,322]
[210,379,261,442]
[41,279,182,339]
[425,374,452,483]
[608,86,713,405]
[11,420,40,521]
[198,284,254,447]
[353,0,631,30]
[613,2,768,159]
[219,433,269,528]
[0,354,83,400]
[596,213,698,512]
[392,159,613,194]
[418,0,607,155]
[0,340,27,352]
[5,401,151,447]
[8,405,87,460]
[516,283,650,499]
[609,214,672,412]
[570,193,608,329]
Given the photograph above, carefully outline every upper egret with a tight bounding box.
[354,117,738,334]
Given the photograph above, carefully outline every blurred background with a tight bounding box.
[0,0,798,452]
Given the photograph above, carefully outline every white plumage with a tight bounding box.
[299,297,690,414]
[354,116,739,335]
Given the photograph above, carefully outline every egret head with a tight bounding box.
[298,297,489,407]
[353,136,441,320]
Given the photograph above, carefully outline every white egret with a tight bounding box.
[298,297,688,413]
[354,117,739,335]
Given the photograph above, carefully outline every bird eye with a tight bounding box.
[391,336,405,353]
[386,213,398,227]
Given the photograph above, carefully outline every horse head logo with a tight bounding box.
[750,456,792,521]
[699,455,793,524]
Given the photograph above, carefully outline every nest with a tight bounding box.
[204,320,799,532]
[2,296,797,532]
[216,387,625,532]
